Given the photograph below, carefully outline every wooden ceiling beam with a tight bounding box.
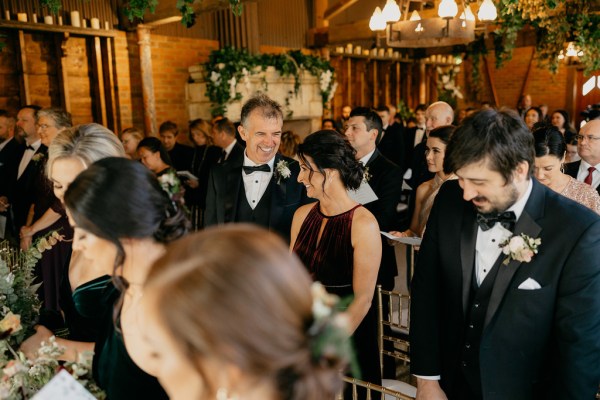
[324,0,359,20]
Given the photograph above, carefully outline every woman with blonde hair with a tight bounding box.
[141,225,349,400]
[120,127,144,160]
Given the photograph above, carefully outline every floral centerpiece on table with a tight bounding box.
[0,235,105,399]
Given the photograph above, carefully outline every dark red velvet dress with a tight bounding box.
[293,203,381,396]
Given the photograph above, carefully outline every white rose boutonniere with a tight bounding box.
[275,160,291,184]
[31,153,45,164]
[499,233,541,265]
[362,167,371,183]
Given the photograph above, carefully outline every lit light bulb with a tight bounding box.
[460,5,475,21]
[438,0,458,18]
[381,0,401,23]
[369,7,387,31]
[409,10,421,21]
[478,0,497,21]
[566,43,578,57]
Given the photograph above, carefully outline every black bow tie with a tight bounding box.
[26,145,35,151]
[243,164,270,174]
[476,211,516,232]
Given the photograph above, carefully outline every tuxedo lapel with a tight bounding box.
[224,165,243,223]
[461,202,478,314]
[269,154,285,228]
[484,180,544,328]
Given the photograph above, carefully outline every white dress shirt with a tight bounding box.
[222,139,237,161]
[475,179,533,286]
[576,160,600,190]
[242,153,275,210]
[17,139,42,179]
[414,126,426,147]
[359,148,376,166]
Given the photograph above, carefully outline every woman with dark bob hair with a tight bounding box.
[64,157,188,399]
[533,126,600,213]
[140,224,350,399]
[290,130,382,393]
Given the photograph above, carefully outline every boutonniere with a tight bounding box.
[362,167,371,183]
[275,160,291,184]
[31,153,45,163]
[499,233,541,265]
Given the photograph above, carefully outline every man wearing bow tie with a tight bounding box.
[204,94,308,241]
[411,109,600,400]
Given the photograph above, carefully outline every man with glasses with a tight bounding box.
[565,120,600,195]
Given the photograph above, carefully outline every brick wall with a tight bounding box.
[115,32,218,140]
[458,46,571,113]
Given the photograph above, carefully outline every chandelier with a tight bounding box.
[369,0,498,48]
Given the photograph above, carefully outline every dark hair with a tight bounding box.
[280,130,300,158]
[297,130,364,192]
[145,225,346,400]
[428,125,455,145]
[415,104,428,113]
[533,126,566,159]
[551,109,573,131]
[375,105,390,113]
[240,94,283,128]
[213,118,236,137]
[137,137,173,166]
[64,157,189,321]
[525,107,542,121]
[19,104,42,113]
[321,118,336,128]
[444,109,534,182]
[159,120,178,135]
[349,107,383,136]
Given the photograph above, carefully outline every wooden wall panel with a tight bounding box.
[64,37,94,124]
[257,0,308,49]
[0,29,21,112]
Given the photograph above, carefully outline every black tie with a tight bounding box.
[218,150,227,163]
[476,211,516,232]
[243,164,270,174]
[26,145,35,151]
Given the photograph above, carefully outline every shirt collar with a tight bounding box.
[243,152,276,170]
[223,139,236,156]
[580,159,600,170]
[359,148,376,166]
[27,139,42,150]
[506,178,533,221]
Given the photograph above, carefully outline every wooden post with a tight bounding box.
[16,30,31,105]
[137,25,157,136]
[395,62,401,108]
[54,33,71,112]
[373,60,378,106]
[419,61,426,104]
[483,56,499,107]
[314,0,328,28]
[101,37,118,133]
[346,57,352,106]
[91,36,108,126]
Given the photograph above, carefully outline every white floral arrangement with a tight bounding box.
[275,160,292,184]
[499,234,541,265]
[362,167,371,184]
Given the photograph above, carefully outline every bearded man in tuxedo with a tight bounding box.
[411,109,600,400]
[204,94,308,241]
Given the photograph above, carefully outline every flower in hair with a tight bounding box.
[275,160,291,184]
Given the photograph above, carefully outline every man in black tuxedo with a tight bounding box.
[9,105,46,240]
[403,103,427,169]
[375,105,406,172]
[159,120,194,172]
[564,119,600,195]
[411,109,600,399]
[0,111,19,243]
[210,118,244,166]
[204,94,308,242]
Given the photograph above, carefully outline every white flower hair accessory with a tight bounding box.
[275,160,291,184]
[499,233,541,265]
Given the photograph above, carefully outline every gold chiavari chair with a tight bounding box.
[338,376,415,400]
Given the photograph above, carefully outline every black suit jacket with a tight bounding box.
[564,160,600,195]
[204,153,309,242]
[377,123,406,172]
[12,144,48,231]
[410,179,600,399]
[168,142,194,172]
[222,141,244,167]
[363,149,404,289]
[0,138,23,199]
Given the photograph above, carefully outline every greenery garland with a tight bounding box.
[202,47,336,117]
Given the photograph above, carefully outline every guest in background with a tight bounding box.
[291,130,381,395]
[186,118,221,230]
[210,118,244,165]
[322,118,337,131]
[517,93,532,118]
[0,110,19,245]
[403,103,427,172]
[159,121,193,172]
[335,105,352,132]
[392,125,457,238]
[279,130,301,160]
[376,105,405,171]
[533,126,600,213]
[564,119,600,195]
[138,137,175,177]
[565,137,580,163]
[539,103,551,124]
[19,107,73,315]
[120,127,144,160]
[62,157,188,399]
[141,225,348,400]
[524,106,543,130]
[551,109,576,142]
[20,123,125,352]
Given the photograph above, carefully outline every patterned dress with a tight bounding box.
[560,176,600,214]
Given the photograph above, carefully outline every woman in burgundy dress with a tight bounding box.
[290,130,382,394]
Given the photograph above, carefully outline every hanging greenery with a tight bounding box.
[202,47,336,117]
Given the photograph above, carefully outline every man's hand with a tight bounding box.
[185,179,199,189]
[0,196,9,212]
[416,378,448,400]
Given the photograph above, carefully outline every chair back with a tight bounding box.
[338,376,416,400]
[377,285,411,372]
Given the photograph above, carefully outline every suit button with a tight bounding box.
[469,324,474,329]
[462,361,467,367]
[474,303,480,308]
[465,343,471,349]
